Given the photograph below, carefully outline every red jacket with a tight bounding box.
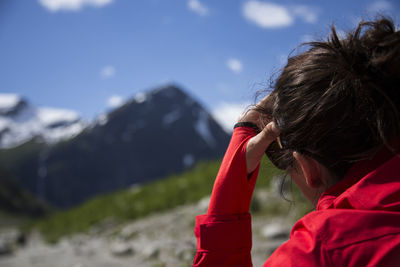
[193,126,400,266]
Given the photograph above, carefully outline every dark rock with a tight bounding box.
[110,241,134,257]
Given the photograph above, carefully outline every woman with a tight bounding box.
[193,17,400,266]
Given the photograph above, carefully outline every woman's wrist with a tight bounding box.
[234,122,261,132]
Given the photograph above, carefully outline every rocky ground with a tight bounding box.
[0,194,300,267]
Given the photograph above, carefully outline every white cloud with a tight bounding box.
[100,65,116,79]
[243,1,293,28]
[367,0,392,14]
[212,102,251,133]
[292,5,318,24]
[227,58,243,74]
[188,0,209,16]
[107,95,124,108]
[38,0,113,12]
[242,1,319,29]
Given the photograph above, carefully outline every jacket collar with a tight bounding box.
[317,145,400,211]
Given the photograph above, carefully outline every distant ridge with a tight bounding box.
[0,165,48,217]
[0,93,85,149]
[0,85,230,208]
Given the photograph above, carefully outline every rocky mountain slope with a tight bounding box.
[0,85,230,208]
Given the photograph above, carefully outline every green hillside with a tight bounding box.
[0,166,48,218]
[34,158,284,242]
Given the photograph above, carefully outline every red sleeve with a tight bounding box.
[193,213,253,267]
[193,126,259,267]
[208,126,260,214]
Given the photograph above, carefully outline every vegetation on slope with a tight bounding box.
[0,166,48,218]
[34,158,287,242]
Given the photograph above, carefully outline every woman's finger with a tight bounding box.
[246,122,280,174]
[238,94,274,129]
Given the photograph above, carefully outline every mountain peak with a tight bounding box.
[134,84,188,104]
[2,84,230,207]
[0,96,85,149]
[0,93,27,116]
[150,84,185,95]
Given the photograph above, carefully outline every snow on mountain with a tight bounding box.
[36,107,85,142]
[182,153,195,167]
[0,94,22,114]
[162,109,181,125]
[194,110,216,148]
[0,85,231,207]
[37,107,80,127]
[134,92,147,103]
[0,93,85,149]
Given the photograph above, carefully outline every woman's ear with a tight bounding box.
[292,151,322,188]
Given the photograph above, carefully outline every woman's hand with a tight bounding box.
[238,95,274,129]
[246,122,279,173]
[238,95,280,174]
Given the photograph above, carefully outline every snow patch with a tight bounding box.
[42,121,85,143]
[37,107,80,127]
[97,114,108,126]
[107,95,124,108]
[0,103,85,149]
[183,154,195,167]
[135,92,147,103]
[194,111,215,147]
[0,118,9,132]
[0,94,22,113]
[163,109,181,125]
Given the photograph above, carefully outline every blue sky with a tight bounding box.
[0,0,399,129]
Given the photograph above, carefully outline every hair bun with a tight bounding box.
[359,18,400,78]
[269,16,400,178]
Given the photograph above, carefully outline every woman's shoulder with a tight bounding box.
[293,209,400,246]
[265,209,400,266]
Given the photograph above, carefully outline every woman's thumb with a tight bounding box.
[260,121,280,146]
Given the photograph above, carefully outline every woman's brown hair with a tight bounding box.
[262,16,400,179]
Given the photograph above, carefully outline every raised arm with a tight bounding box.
[193,97,279,267]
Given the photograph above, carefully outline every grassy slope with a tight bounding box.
[0,139,43,172]
[0,165,48,216]
[34,158,289,242]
